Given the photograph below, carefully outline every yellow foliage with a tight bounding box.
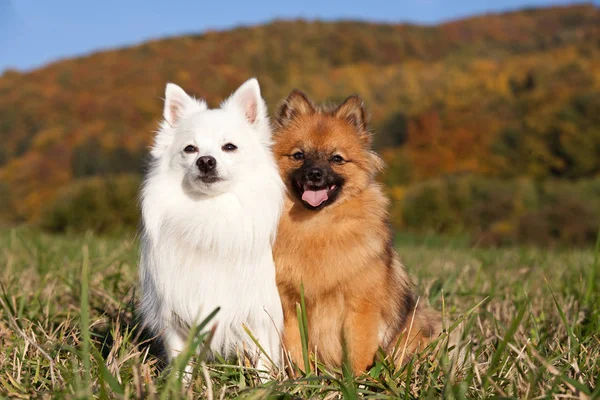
[490,221,514,235]
[390,186,406,202]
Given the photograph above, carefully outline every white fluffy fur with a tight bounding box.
[139,78,284,373]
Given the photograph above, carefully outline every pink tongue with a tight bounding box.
[302,189,328,207]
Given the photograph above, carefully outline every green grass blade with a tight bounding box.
[546,280,579,353]
[584,227,600,305]
[160,306,220,399]
[297,283,311,375]
[485,300,527,389]
[560,375,591,395]
[403,358,414,400]
[242,324,276,368]
[89,343,125,395]
[80,245,91,395]
[339,334,357,399]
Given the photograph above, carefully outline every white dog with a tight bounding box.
[139,78,284,375]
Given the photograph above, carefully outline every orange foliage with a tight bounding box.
[0,4,599,222]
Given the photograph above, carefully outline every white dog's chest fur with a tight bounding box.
[140,174,283,362]
[145,236,279,357]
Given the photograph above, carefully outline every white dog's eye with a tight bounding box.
[184,145,197,154]
[222,143,237,152]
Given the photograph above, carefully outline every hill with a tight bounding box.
[0,4,598,243]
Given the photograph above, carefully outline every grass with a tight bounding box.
[0,227,598,399]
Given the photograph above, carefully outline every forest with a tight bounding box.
[0,3,598,245]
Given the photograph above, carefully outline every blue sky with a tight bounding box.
[0,0,595,73]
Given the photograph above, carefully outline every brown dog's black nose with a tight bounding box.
[305,167,323,182]
[197,156,217,173]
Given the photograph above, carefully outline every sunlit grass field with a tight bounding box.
[0,228,598,399]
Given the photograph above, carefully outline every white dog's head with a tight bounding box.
[151,78,272,196]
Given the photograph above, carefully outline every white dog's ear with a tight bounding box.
[164,83,194,126]
[226,78,267,125]
[152,83,206,159]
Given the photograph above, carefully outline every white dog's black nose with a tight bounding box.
[197,156,217,173]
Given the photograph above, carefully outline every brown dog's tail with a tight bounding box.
[389,301,442,366]
[390,302,471,373]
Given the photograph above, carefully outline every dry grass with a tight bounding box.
[0,228,598,399]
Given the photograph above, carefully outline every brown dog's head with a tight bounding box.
[273,90,384,211]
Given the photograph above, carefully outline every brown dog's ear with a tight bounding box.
[333,95,367,131]
[277,89,315,127]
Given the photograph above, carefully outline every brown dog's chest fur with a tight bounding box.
[275,186,402,368]
[275,187,388,298]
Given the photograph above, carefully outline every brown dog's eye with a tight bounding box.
[184,145,197,154]
[330,155,344,164]
[222,143,237,152]
[292,151,304,161]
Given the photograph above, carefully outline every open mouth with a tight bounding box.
[298,183,338,208]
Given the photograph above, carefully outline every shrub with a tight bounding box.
[39,174,141,234]
[400,175,518,235]
[396,174,600,246]
[33,171,600,246]
[463,177,516,232]
[401,179,457,233]
[543,193,599,246]
[517,212,551,246]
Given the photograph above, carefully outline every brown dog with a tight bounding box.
[272,90,441,375]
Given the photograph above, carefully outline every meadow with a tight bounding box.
[0,228,597,399]
[0,4,598,399]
